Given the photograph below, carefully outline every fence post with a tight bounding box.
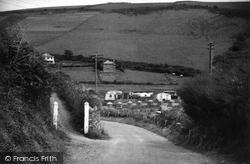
[84,102,89,134]
[53,102,58,130]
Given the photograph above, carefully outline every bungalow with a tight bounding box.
[42,53,55,64]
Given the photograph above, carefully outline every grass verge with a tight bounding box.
[51,71,109,140]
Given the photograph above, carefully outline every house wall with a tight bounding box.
[103,64,115,72]
[44,57,55,64]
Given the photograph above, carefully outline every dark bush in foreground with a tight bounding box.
[177,64,250,162]
[0,25,68,159]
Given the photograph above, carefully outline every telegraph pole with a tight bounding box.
[208,42,215,75]
[95,53,97,92]
[90,53,103,92]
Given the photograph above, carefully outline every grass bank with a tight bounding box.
[51,71,109,140]
[0,24,70,162]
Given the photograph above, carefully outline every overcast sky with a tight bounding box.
[0,0,248,12]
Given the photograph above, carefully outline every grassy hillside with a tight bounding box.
[1,2,248,71]
[89,2,250,10]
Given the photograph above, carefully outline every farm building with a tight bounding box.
[105,90,122,101]
[156,93,172,102]
[103,60,116,72]
[42,53,55,64]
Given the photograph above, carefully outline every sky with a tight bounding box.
[0,0,249,12]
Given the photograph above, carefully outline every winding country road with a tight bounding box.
[50,93,215,164]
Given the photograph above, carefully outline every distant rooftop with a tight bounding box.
[42,53,53,58]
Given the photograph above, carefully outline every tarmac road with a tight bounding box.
[51,93,215,164]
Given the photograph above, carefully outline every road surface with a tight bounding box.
[51,93,214,164]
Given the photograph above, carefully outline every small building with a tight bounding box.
[156,93,172,102]
[105,90,122,101]
[42,53,55,64]
[103,60,116,72]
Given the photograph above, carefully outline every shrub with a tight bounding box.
[51,71,105,139]
[64,49,73,60]
[0,25,68,156]
[177,64,250,161]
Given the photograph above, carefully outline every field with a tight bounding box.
[0,16,7,21]
[1,2,248,71]
[59,67,182,97]
[60,67,189,84]
[59,67,96,82]
[14,7,248,71]
[101,70,167,83]
[19,12,98,46]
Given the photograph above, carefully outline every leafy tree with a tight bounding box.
[64,49,73,60]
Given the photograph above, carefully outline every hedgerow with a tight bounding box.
[0,24,68,160]
[177,63,250,162]
[51,71,108,139]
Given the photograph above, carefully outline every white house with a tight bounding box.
[105,90,122,101]
[156,93,172,102]
[42,53,55,64]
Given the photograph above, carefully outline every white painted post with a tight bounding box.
[53,102,58,130]
[84,102,89,134]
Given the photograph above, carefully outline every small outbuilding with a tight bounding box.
[103,60,116,72]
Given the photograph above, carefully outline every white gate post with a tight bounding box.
[84,102,89,134]
[53,102,58,130]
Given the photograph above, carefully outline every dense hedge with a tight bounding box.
[177,63,250,162]
[115,60,201,77]
[51,71,108,139]
[0,25,68,158]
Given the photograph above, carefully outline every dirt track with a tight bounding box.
[51,93,215,164]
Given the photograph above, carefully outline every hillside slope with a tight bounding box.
[17,7,249,70]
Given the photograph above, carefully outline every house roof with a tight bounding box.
[42,53,53,58]
[103,60,115,65]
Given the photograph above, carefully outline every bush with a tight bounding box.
[177,64,250,161]
[51,71,106,139]
[0,25,68,156]
[64,49,73,60]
